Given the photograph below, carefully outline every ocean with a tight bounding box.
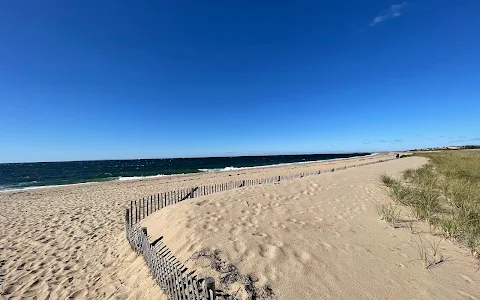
[0,153,371,191]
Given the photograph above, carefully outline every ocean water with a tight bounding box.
[0,153,371,191]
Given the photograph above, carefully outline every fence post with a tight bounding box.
[134,200,138,223]
[203,277,216,299]
[130,201,133,225]
[150,195,153,213]
[153,194,156,213]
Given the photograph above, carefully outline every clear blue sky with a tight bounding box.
[1,1,479,163]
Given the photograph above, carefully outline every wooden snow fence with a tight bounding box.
[124,156,396,299]
[125,215,216,299]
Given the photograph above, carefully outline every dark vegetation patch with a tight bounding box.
[190,249,276,300]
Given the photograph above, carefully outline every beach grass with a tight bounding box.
[376,203,401,228]
[411,234,444,269]
[381,150,480,258]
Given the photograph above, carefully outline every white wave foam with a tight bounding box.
[0,173,186,192]
[198,153,375,173]
[198,166,243,172]
[117,174,167,181]
[0,181,97,192]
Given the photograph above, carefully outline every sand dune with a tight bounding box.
[141,157,480,300]
[0,153,393,299]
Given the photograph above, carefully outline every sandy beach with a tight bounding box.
[1,153,479,299]
[142,156,480,300]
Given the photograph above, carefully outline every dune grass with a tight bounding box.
[381,150,480,258]
[411,234,444,269]
[376,203,401,228]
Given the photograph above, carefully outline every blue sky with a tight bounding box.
[1,1,479,163]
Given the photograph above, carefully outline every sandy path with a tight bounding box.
[0,153,394,299]
[142,157,480,300]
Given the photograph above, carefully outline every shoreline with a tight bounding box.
[0,152,381,193]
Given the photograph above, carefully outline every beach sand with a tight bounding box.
[141,156,480,300]
[2,153,478,299]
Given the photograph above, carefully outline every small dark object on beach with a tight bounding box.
[396,154,400,158]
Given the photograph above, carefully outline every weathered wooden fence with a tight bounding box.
[125,213,216,299]
[127,157,396,224]
[124,156,395,299]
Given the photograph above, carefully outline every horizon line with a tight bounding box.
[0,151,386,164]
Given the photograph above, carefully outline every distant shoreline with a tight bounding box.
[0,152,379,192]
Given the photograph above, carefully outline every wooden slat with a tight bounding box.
[134,200,138,223]
[144,197,147,219]
[153,194,156,213]
[146,196,150,216]
[192,277,200,300]
[186,274,194,300]
[130,201,133,225]
[177,268,185,299]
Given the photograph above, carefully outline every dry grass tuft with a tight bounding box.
[376,203,401,228]
[411,235,444,269]
[381,150,480,258]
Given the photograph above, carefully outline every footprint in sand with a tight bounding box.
[461,275,474,283]
[396,263,406,269]
[322,242,333,251]
[458,290,478,300]
[233,240,247,253]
